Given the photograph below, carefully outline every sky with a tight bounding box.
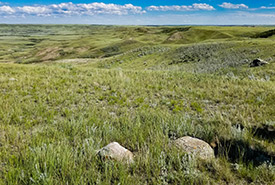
[0,1,275,24]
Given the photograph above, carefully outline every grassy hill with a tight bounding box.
[0,25,275,184]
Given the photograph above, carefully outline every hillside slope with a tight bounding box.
[0,25,275,184]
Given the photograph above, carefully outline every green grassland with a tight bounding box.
[0,24,275,184]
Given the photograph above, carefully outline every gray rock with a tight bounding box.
[250,58,269,67]
[172,136,215,160]
[97,142,134,164]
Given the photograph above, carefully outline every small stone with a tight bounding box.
[97,142,134,164]
[172,136,215,160]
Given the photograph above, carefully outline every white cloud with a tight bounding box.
[0,5,15,14]
[260,6,275,10]
[17,6,51,15]
[219,2,248,9]
[0,2,145,17]
[192,3,215,11]
[147,3,215,11]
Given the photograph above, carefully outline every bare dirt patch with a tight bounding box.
[49,58,98,63]
[36,47,61,61]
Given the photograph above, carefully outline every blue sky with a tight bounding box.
[1,1,275,24]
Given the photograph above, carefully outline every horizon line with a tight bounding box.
[0,23,275,26]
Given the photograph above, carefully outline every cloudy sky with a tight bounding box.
[1,1,275,24]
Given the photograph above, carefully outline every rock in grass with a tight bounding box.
[97,142,134,164]
[250,58,269,67]
[173,136,215,160]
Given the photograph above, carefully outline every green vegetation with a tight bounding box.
[0,25,275,184]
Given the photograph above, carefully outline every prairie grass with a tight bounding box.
[1,61,274,184]
[0,25,275,184]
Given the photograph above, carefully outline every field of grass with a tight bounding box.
[0,25,275,184]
